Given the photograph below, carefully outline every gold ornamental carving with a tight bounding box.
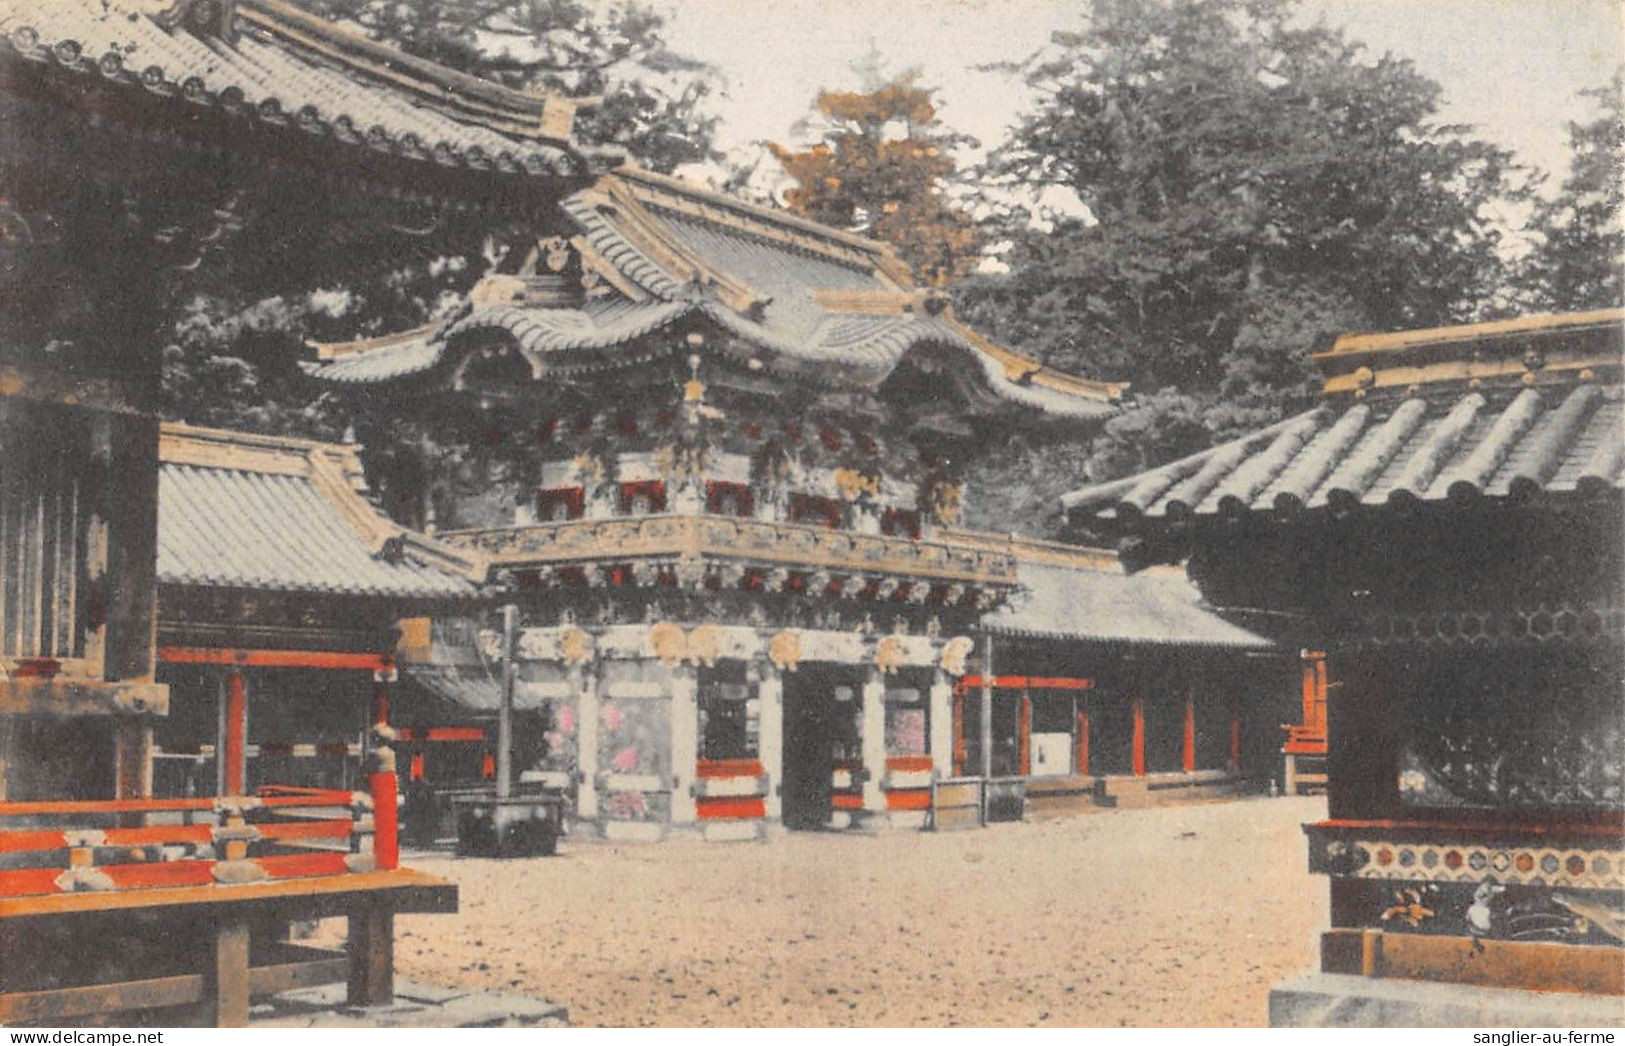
[834,467,881,502]
[649,621,687,667]
[875,635,907,675]
[687,623,722,667]
[939,636,974,677]
[560,627,594,667]
[768,629,803,673]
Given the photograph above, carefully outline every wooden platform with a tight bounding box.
[0,869,456,1026]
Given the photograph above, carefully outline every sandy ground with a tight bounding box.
[376,796,1328,1027]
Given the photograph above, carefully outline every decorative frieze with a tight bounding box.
[440,515,1020,595]
[1307,830,1625,893]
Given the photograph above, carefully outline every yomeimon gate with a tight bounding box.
[1063,309,1625,1025]
[306,166,1301,841]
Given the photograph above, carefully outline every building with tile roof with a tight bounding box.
[305,166,1124,421]
[149,422,491,806]
[1059,309,1625,1024]
[0,0,612,1020]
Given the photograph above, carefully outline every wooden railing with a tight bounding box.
[0,776,396,900]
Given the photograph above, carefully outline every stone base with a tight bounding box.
[701,819,765,842]
[1094,771,1249,809]
[600,820,666,843]
[252,979,568,1028]
[1269,972,1625,1028]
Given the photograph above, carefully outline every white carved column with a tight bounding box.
[757,666,783,821]
[575,666,600,820]
[861,671,886,813]
[929,670,953,779]
[669,668,698,825]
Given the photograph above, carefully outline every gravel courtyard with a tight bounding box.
[386,796,1328,1027]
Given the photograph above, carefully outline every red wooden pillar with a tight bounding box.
[1130,694,1146,777]
[1229,690,1243,772]
[370,755,398,872]
[1076,699,1090,776]
[222,669,247,796]
[1018,691,1032,777]
[1181,690,1196,773]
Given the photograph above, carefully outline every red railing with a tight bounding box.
[0,774,397,900]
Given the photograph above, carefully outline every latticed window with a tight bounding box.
[0,402,91,664]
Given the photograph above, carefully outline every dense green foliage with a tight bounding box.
[159,0,723,529]
[952,0,1537,533]
[1515,73,1625,313]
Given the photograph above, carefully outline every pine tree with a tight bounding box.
[768,75,982,285]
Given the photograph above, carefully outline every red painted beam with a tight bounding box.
[697,758,766,779]
[696,797,766,820]
[885,790,931,811]
[158,647,394,671]
[957,675,1095,692]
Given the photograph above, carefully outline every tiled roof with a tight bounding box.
[402,664,549,713]
[977,544,1272,649]
[157,423,483,599]
[304,167,1125,420]
[0,0,601,177]
[1063,310,1625,523]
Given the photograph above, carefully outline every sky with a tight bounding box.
[655,0,1623,187]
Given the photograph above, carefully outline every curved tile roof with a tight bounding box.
[1063,310,1625,523]
[157,423,482,600]
[0,0,598,177]
[982,558,1272,649]
[305,167,1126,419]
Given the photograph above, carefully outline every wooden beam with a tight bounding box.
[160,647,394,670]
[248,956,350,997]
[1320,929,1624,996]
[0,974,204,1025]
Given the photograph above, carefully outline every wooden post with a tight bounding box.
[221,669,247,796]
[979,636,994,825]
[1018,690,1031,777]
[114,719,153,800]
[758,667,783,821]
[670,668,698,825]
[371,676,391,728]
[497,604,517,800]
[1182,689,1196,773]
[928,671,953,779]
[1229,689,1243,772]
[1131,694,1146,777]
[952,690,965,776]
[347,903,395,1006]
[1077,699,1090,776]
[860,672,886,813]
[576,667,600,820]
[208,915,250,1027]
